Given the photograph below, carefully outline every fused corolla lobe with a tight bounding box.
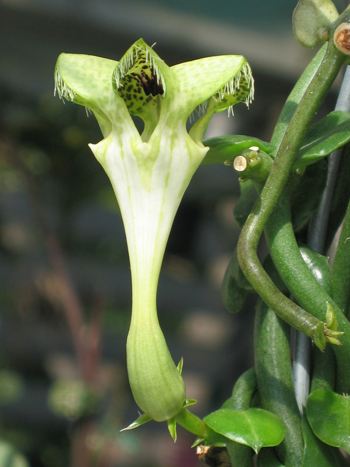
[116,47,165,115]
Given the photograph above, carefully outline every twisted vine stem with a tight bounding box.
[237,18,348,349]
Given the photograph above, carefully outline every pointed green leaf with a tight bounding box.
[203,135,273,165]
[121,413,152,431]
[204,408,285,453]
[306,388,350,453]
[184,398,197,408]
[295,111,350,170]
[167,418,177,442]
[177,358,184,375]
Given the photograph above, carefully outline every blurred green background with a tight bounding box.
[0,0,346,466]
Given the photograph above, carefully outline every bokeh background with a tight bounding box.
[0,0,346,466]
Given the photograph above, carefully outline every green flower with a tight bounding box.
[55,39,253,422]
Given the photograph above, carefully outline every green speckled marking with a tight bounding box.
[117,50,164,115]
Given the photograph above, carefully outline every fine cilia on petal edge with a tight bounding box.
[54,38,254,425]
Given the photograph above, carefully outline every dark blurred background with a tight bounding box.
[0,0,346,466]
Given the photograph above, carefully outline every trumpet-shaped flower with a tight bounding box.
[54,39,253,423]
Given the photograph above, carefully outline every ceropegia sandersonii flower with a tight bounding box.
[54,38,254,422]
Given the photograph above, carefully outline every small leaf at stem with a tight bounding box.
[184,398,197,408]
[120,413,152,431]
[177,358,184,375]
[167,418,177,442]
[204,408,285,453]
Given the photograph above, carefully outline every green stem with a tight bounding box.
[265,193,350,392]
[175,409,208,438]
[227,368,256,409]
[254,301,304,467]
[331,199,350,314]
[237,38,345,346]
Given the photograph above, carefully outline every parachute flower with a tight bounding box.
[54,39,253,423]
